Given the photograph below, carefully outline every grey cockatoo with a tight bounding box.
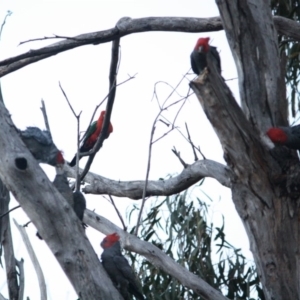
[20,127,61,166]
[100,233,145,300]
[72,191,86,228]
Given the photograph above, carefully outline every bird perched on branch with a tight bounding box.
[100,233,145,300]
[267,125,300,150]
[69,110,113,167]
[37,151,73,240]
[54,154,86,228]
[73,191,86,228]
[190,37,221,75]
[21,127,61,166]
[53,152,74,207]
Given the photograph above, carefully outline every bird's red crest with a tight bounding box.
[194,37,210,52]
[98,110,113,134]
[100,110,106,117]
[266,128,287,144]
[101,232,120,248]
[56,151,65,165]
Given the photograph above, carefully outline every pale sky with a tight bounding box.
[0,1,251,299]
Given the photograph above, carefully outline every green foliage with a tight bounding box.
[271,0,300,117]
[127,190,264,300]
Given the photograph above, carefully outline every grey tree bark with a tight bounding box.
[0,1,299,300]
[0,101,123,299]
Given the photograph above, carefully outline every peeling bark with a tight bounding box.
[65,159,232,199]
[189,12,300,299]
[0,101,123,300]
[0,181,19,300]
[85,210,229,300]
[14,219,47,300]
[0,15,299,78]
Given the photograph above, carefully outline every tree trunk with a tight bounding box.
[0,101,123,300]
[189,0,300,297]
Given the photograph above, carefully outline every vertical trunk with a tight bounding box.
[0,182,19,300]
[191,45,299,298]
[0,101,123,300]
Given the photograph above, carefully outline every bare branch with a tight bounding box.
[135,72,192,234]
[0,205,20,220]
[185,123,200,161]
[67,159,233,199]
[58,82,82,190]
[40,100,52,137]
[0,101,122,299]
[19,34,88,45]
[135,119,155,235]
[0,11,12,42]
[105,195,127,231]
[80,38,120,180]
[0,181,19,300]
[171,147,188,168]
[84,209,229,300]
[15,258,25,300]
[274,15,300,41]
[0,15,297,78]
[58,82,78,118]
[13,219,47,300]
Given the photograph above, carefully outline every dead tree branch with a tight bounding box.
[171,147,188,168]
[0,100,122,299]
[0,181,19,300]
[40,100,52,137]
[13,219,47,300]
[64,159,232,199]
[15,258,25,300]
[0,16,297,78]
[105,195,127,231]
[0,205,20,220]
[59,82,82,190]
[84,209,229,300]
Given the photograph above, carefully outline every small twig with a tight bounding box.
[158,119,170,127]
[104,195,127,231]
[135,123,155,236]
[172,147,188,168]
[13,219,47,300]
[75,113,81,191]
[58,82,78,117]
[23,221,32,228]
[152,127,177,144]
[0,11,11,105]
[224,77,238,81]
[135,72,192,235]
[0,11,12,42]
[185,123,200,161]
[0,205,20,220]
[40,99,52,138]
[195,145,206,160]
[172,84,192,126]
[19,34,84,46]
[59,81,82,189]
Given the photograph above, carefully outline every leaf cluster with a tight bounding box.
[271,0,300,117]
[127,189,264,299]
